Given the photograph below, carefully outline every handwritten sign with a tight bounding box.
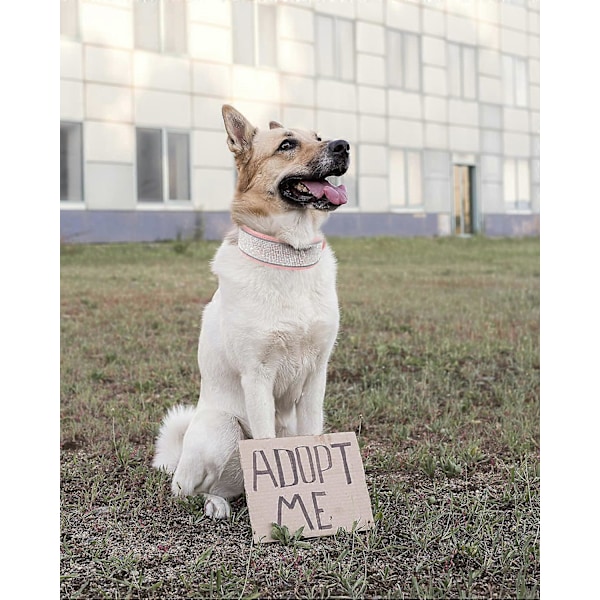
[239,432,374,543]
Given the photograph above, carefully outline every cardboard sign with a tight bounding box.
[239,432,374,543]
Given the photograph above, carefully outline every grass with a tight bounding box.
[60,236,539,599]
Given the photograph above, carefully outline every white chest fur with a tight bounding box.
[201,238,340,429]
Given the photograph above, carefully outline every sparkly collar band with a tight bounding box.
[238,226,325,270]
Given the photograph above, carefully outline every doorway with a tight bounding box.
[453,165,476,235]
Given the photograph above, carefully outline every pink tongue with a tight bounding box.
[302,180,348,205]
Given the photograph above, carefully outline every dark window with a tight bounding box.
[136,128,191,203]
[60,122,83,202]
[136,128,164,202]
[167,132,190,201]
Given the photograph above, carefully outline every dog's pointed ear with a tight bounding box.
[269,120,284,130]
[222,105,257,155]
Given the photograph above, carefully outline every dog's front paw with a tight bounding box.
[204,494,231,520]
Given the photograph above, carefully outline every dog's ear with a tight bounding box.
[269,120,284,130]
[222,105,257,155]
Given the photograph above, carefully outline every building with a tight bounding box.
[60,0,540,242]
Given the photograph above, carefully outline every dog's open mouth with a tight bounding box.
[279,177,348,211]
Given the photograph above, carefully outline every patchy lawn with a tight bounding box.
[61,236,539,599]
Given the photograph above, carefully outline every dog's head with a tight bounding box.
[222,105,350,223]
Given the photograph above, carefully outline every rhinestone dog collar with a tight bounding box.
[238,226,325,270]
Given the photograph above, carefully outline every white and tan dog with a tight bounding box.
[152,105,350,519]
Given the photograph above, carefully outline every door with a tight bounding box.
[453,165,475,235]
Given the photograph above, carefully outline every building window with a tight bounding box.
[232,1,277,68]
[60,0,79,38]
[134,0,187,54]
[315,15,355,81]
[387,30,421,91]
[448,43,477,100]
[389,149,423,208]
[503,158,530,210]
[136,128,190,203]
[502,55,528,107]
[60,122,83,202]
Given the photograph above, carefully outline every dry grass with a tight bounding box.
[60,236,539,599]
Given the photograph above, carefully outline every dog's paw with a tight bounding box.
[204,494,231,520]
[171,478,187,497]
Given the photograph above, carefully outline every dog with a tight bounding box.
[152,105,350,519]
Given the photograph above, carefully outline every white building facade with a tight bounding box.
[60,0,540,242]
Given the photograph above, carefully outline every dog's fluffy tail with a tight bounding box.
[152,404,196,474]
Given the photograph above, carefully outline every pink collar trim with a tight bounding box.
[238,226,325,270]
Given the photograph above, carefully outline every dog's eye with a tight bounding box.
[316,136,322,142]
[278,139,297,152]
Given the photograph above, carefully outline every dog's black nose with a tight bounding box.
[328,139,350,156]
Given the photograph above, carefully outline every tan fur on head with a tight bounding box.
[221,105,339,229]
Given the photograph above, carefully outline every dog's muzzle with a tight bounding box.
[279,139,351,211]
